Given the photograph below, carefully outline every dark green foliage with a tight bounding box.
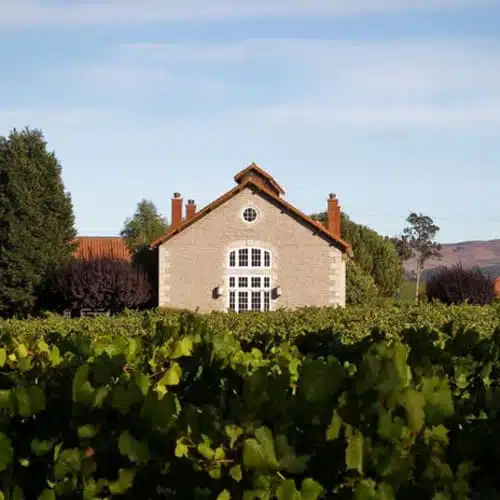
[312,212,403,297]
[426,264,496,305]
[1,305,500,497]
[0,128,76,317]
[41,258,152,313]
[121,199,168,307]
[120,199,168,252]
[389,235,413,262]
[132,246,158,308]
[346,260,379,305]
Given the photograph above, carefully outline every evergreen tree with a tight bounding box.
[0,128,76,317]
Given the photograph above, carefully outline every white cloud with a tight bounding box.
[120,39,500,94]
[0,0,497,25]
[58,38,500,128]
[11,37,500,134]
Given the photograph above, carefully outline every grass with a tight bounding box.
[399,279,425,302]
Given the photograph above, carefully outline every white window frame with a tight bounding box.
[241,206,259,224]
[227,275,272,312]
[228,247,272,269]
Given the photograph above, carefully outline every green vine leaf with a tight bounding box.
[300,478,324,500]
[38,489,56,500]
[158,362,182,388]
[171,337,194,359]
[326,409,343,441]
[345,426,364,474]
[108,468,136,495]
[276,479,299,499]
[77,424,98,439]
[225,425,243,448]
[0,433,14,471]
[72,365,94,404]
[243,427,279,471]
[229,464,242,482]
[118,431,149,465]
[400,388,425,433]
[216,490,231,500]
[175,437,189,458]
[53,448,82,480]
[276,435,309,474]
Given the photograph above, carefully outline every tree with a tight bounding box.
[121,199,169,307]
[120,199,168,252]
[311,212,404,297]
[0,128,76,317]
[388,235,412,263]
[346,260,379,305]
[400,212,442,302]
[42,258,151,313]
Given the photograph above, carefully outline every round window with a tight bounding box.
[242,207,258,223]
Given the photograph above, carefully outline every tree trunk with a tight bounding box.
[415,263,421,303]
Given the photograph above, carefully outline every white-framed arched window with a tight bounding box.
[228,247,271,268]
[226,247,273,312]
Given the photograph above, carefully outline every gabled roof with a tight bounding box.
[150,171,352,254]
[73,237,132,262]
[234,162,285,196]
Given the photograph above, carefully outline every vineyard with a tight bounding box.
[0,303,500,498]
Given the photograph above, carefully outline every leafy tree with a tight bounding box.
[400,212,442,302]
[311,212,403,297]
[120,199,168,307]
[120,199,168,252]
[346,260,379,305]
[426,264,495,305]
[0,128,76,317]
[42,258,151,313]
[389,235,412,263]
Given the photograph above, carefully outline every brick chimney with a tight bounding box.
[186,199,196,220]
[327,193,341,238]
[171,192,183,229]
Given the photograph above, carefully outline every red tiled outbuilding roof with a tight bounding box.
[73,237,132,262]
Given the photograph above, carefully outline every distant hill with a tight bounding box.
[403,239,500,281]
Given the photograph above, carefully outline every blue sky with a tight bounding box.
[1,1,500,243]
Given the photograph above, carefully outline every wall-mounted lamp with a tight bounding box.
[274,286,282,297]
[213,286,224,298]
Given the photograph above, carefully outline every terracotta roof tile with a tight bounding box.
[73,237,132,262]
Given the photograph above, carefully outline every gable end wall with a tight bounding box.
[158,188,346,311]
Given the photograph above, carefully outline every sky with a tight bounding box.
[1,1,500,243]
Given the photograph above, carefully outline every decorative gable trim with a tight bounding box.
[234,162,285,196]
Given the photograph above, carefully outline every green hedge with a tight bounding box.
[0,305,499,498]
